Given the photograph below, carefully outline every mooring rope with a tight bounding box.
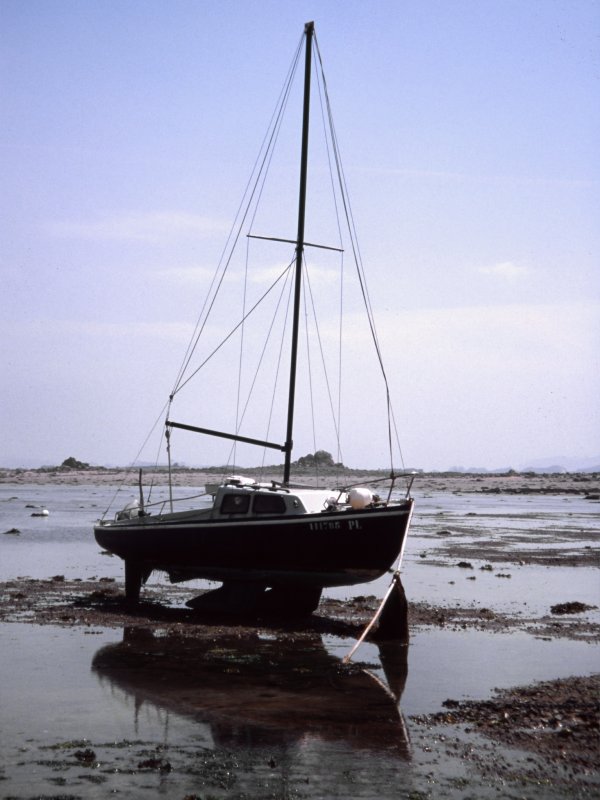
[343,500,414,663]
[342,572,401,665]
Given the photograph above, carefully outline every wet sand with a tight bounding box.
[1,573,598,785]
[1,471,598,797]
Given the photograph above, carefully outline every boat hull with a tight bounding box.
[94,499,413,589]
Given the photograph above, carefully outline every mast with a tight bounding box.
[283,20,314,485]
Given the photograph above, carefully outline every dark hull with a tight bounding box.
[94,499,413,588]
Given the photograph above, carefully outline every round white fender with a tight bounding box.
[348,487,374,509]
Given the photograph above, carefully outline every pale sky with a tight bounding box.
[1,0,599,471]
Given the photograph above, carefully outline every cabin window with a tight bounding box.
[253,494,287,514]
[220,494,250,514]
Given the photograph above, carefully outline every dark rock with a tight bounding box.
[74,748,96,763]
[550,601,597,615]
[442,699,460,708]
[138,757,171,772]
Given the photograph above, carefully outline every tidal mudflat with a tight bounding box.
[0,472,598,798]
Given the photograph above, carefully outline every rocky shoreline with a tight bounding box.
[1,466,599,497]
[412,674,600,774]
[1,575,598,642]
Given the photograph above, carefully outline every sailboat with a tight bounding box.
[94,22,415,614]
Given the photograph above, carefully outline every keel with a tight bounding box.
[124,560,144,602]
[186,582,323,617]
[373,575,409,644]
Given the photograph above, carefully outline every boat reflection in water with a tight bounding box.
[92,629,410,757]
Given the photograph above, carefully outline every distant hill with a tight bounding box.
[520,456,600,474]
[445,457,600,474]
[2,455,599,474]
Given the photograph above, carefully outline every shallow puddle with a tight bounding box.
[0,621,598,798]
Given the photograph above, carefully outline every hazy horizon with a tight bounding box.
[2,453,599,475]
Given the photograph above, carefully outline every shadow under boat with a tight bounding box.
[91,628,410,756]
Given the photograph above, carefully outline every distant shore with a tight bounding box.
[0,467,598,496]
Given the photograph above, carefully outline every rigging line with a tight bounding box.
[335,256,344,471]
[390,404,407,471]
[317,46,396,469]
[100,398,170,519]
[171,106,292,398]
[316,33,381,355]
[314,37,345,251]
[341,212,396,468]
[337,252,344,469]
[232,257,294,455]
[314,40,346,471]
[218,257,292,480]
[223,264,294,479]
[302,263,319,482]
[132,398,176,508]
[316,38,376,336]
[324,88,386,380]
[146,429,162,505]
[171,38,304,396]
[233,234,251,466]
[336,184,396,470]
[260,269,295,475]
[171,36,303,394]
[245,39,305,236]
[173,258,296,396]
[303,257,344,465]
[246,57,302,235]
[234,104,296,468]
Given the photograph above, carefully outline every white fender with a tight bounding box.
[348,487,374,509]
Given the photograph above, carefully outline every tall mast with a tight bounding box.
[283,20,314,485]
